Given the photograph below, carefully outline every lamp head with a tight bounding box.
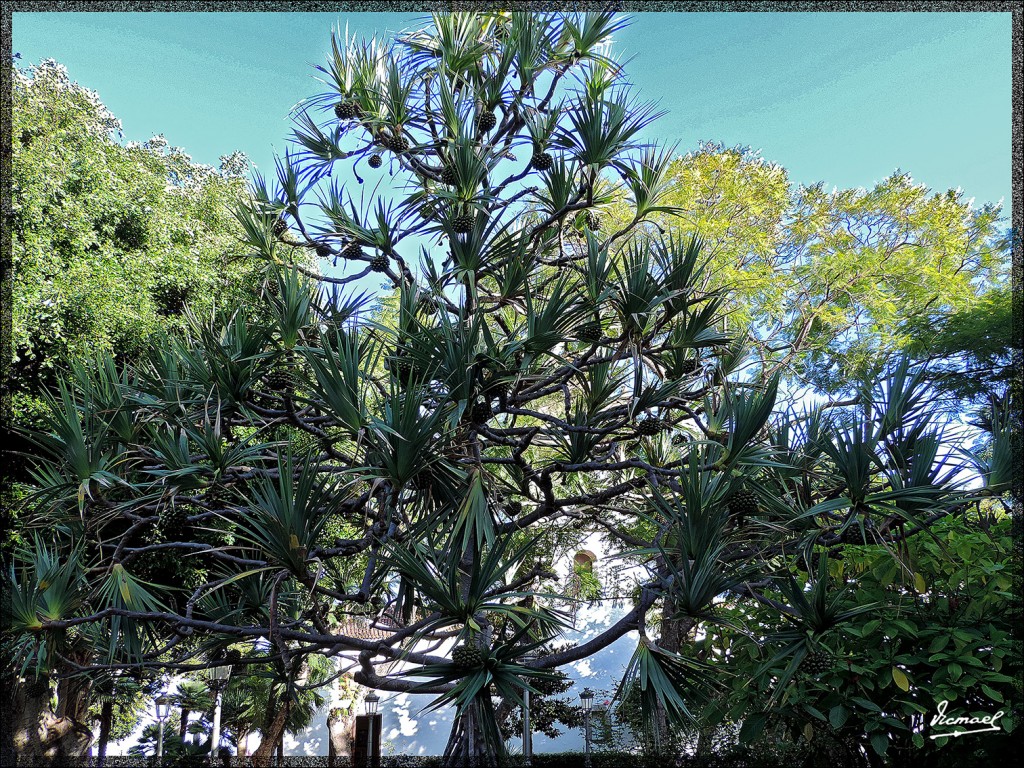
[580,688,594,711]
[209,664,232,689]
[364,691,380,715]
[155,695,171,721]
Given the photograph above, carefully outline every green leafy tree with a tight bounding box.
[7,58,272,423]
[5,14,1008,768]
[86,673,151,766]
[171,679,212,742]
[605,142,1010,401]
[903,282,1019,402]
[216,653,333,763]
[702,514,1016,767]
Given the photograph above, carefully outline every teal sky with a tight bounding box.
[12,10,1013,215]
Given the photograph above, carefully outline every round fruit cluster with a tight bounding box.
[379,131,409,153]
[452,214,474,234]
[576,320,603,343]
[489,380,510,399]
[387,351,415,379]
[476,110,497,132]
[801,650,831,675]
[341,241,363,260]
[266,367,293,394]
[453,644,484,669]
[158,505,190,538]
[636,416,667,437]
[335,100,361,120]
[728,489,759,518]
[531,150,554,171]
[471,400,494,423]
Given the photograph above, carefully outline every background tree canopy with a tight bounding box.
[605,142,1012,402]
[9,59,266,420]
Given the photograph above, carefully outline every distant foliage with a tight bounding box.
[606,142,1011,399]
[9,59,266,414]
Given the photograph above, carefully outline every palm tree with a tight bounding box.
[211,653,333,766]
[88,673,144,767]
[172,679,212,742]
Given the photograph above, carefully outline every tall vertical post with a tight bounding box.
[584,710,592,768]
[154,694,170,763]
[208,665,232,763]
[366,717,374,768]
[210,692,223,761]
[580,688,594,768]
[522,688,532,765]
[364,692,380,768]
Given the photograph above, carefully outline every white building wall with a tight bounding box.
[287,534,645,756]
[108,536,646,757]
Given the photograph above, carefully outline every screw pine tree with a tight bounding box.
[8,12,994,768]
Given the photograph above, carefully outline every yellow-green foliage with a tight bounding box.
[606,141,1008,392]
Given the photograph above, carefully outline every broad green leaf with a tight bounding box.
[981,685,1004,703]
[892,667,910,692]
[851,697,882,713]
[738,712,766,744]
[870,733,888,756]
[829,705,849,729]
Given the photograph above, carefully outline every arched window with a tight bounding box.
[574,550,597,573]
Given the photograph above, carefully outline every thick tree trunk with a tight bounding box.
[96,698,113,767]
[55,673,91,724]
[236,727,249,758]
[12,679,93,766]
[441,698,499,768]
[250,699,290,768]
[179,706,191,740]
[653,597,694,758]
[327,709,355,767]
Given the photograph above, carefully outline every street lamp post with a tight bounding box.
[580,688,594,768]
[154,695,171,763]
[522,688,532,765]
[208,665,232,763]
[364,692,380,768]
